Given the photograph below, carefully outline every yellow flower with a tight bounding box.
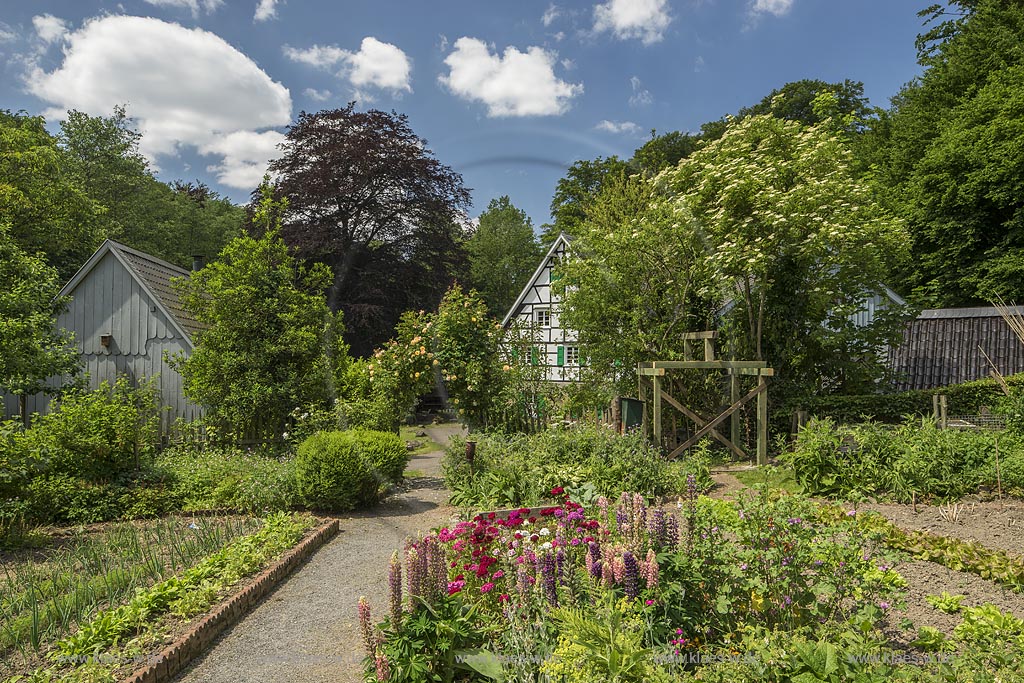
[433,359,440,366]
[503,364,511,372]
[414,372,421,378]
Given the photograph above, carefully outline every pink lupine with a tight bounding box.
[375,654,390,681]
[644,549,659,589]
[388,551,402,628]
[358,596,375,657]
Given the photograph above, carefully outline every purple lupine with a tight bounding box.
[648,508,667,547]
[596,495,609,528]
[666,514,679,550]
[541,552,558,606]
[516,564,532,604]
[388,551,403,628]
[622,551,640,599]
[555,549,566,585]
[406,546,424,601]
[587,542,602,580]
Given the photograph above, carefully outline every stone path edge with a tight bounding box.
[121,518,340,683]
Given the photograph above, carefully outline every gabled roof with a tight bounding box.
[59,240,204,345]
[501,232,572,328]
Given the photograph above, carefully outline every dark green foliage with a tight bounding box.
[442,424,711,509]
[57,108,244,270]
[465,195,541,317]
[294,431,386,511]
[0,222,81,417]
[172,185,347,439]
[542,156,628,245]
[368,595,492,683]
[794,372,1024,425]
[21,378,159,481]
[784,418,1024,501]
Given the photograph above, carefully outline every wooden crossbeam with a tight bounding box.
[638,360,767,370]
[658,389,746,459]
[681,331,718,340]
[732,367,775,376]
[667,382,767,460]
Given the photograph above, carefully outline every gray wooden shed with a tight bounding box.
[2,240,203,434]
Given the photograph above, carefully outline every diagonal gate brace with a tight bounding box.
[666,382,766,460]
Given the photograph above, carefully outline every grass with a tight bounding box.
[0,514,260,676]
[399,425,445,455]
[733,464,803,494]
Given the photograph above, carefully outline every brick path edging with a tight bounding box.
[120,518,340,683]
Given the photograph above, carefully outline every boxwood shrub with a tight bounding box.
[294,429,410,511]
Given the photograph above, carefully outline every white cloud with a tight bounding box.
[595,119,641,135]
[561,58,575,70]
[284,37,412,98]
[303,87,332,102]
[438,34,449,52]
[542,4,561,27]
[593,0,671,45]
[694,55,705,72]
[27,16,291,190]
[439,37,582,117]
[552,31,566,42]
[750,0,794,16]
[629,75,652,107]
[0,23,16,43]
[32,14,68,45]
[142,0,223,18]
[254,0,281,22]
[201,130,285,188]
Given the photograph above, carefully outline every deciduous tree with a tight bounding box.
[266,104,471,355]
[0,223,80,425]
[466,196,541,317]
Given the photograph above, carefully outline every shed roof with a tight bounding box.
[59,240,205,345]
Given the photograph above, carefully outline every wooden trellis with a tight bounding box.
[637,331,772,465]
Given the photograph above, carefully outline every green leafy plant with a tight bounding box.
[926,592,965,614]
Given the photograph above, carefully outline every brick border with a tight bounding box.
[120,518,339,683]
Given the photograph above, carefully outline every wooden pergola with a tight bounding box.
[637,331,772,465]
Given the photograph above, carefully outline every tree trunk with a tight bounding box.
[19,394,29,429]
[327,245,360,312]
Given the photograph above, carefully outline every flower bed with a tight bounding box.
[353,484,1024,682]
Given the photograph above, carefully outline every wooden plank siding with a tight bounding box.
[3,242,203,434]
[887,306,1024,391]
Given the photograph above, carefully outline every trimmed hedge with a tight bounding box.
[294,429,410,511]
[789,373,1024,425]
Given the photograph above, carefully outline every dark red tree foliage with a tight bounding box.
[266,104,471,355]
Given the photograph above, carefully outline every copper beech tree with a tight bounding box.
[266,104,471,356]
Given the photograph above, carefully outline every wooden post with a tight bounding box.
[652,373,663,453]
[465,440,476,475]
[730,371,740,451]
[756,374,768,466]
[940,394,948,430]
[932,394,940,424]
[704,337,715,361]
[612,396,622,434]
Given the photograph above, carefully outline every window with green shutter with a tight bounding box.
[556,345,565,366]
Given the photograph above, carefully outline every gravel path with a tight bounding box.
[174,424,464,683]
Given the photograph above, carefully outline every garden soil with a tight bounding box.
[173,423,465,683]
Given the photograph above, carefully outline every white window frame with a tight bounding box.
[535,308,551,328]
[565,345,580,365]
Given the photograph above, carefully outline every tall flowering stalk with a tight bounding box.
[374,654,391,682]
[666,514,680,550]
[685,473,697,551]
[358,596,375,657]
[541,552,558,606]
[643,549,659,589]
[622,551,640,599]
[406,544,426,602]
[388,551,403,628]
[648,508,667,548]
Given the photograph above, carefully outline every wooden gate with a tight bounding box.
[637,331,772,465]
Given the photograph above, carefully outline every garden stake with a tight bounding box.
[995,435,1003,507]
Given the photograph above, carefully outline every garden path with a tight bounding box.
[173,423,465,683]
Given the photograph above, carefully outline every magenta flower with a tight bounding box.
[480,582,495,593]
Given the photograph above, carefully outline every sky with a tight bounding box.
[0,0,928,229]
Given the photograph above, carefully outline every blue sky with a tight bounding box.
[0,0,927,229]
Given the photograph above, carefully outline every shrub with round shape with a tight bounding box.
[295,431,378,511]
[351,429,409,483]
